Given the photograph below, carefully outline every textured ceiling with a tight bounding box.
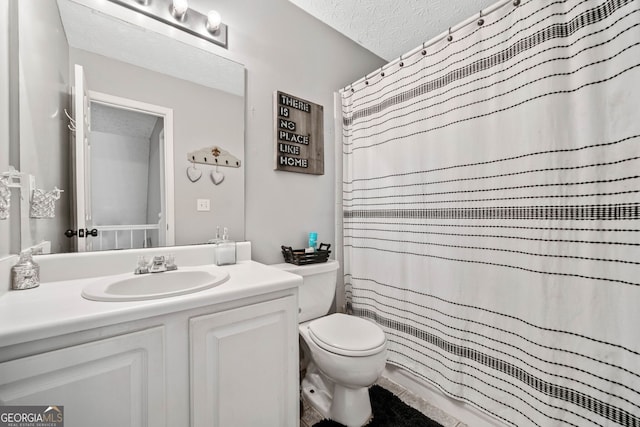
[91,103,160,140]
[288,0,499,61]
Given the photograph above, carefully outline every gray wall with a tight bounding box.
[70,48,246,245]
[6,0,384,263]
[0,1,9,257]
[17,0,70,254]
[190,0,385,264]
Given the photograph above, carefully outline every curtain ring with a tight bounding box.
[399,54,404,67]
[477,10,485,26]
[421,42,427,56]
[447,27,453,42]
[364,75,369,85]
[513,0,521,5]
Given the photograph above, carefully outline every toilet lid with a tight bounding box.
[308,313,386,357]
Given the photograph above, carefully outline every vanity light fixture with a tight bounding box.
[206,10,221,33]
[107,0,228,49]
[171,0,189,20]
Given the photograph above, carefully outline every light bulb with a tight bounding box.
[172,0,188,19]
[206,10,222,33]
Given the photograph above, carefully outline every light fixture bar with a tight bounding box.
[106,0,228,49]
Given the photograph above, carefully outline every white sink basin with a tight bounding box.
[81,266,230,302]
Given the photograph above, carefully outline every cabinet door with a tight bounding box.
[0,327,166,427]
[190,296,298,427]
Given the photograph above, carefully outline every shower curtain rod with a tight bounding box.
[342,0,518,92]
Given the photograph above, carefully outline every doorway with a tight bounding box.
[70,86,175,251]
[88,97,173,250]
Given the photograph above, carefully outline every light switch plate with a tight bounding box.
[197,199,210,211]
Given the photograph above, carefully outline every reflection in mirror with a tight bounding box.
[12,0,245,254]
[84,95,172,252]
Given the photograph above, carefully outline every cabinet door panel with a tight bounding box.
[0,327,165,427]
[190,296,298,427]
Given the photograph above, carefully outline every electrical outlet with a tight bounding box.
[196,199,210,211]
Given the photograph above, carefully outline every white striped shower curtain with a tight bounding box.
[341,0,640,426]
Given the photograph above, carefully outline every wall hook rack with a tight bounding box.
[186,146,241,168]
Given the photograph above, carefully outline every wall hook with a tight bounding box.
[64,108,77,132]
[63,109,75,124]
[187,145,241,168]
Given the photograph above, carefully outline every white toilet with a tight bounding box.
[273,260,387,427]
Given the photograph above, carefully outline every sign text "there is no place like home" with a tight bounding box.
[274,91,324,175]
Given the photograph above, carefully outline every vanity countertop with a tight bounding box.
[0,260,301,348]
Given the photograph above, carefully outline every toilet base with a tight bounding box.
[302,363,373,427]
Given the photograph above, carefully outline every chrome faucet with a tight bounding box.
[149,256,167,273]
[134,254,177,274]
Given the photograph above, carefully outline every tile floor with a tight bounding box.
[300,376,467,427]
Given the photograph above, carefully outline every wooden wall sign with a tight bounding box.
[274,91,324,175]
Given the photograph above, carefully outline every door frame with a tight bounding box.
[88,90,175,247]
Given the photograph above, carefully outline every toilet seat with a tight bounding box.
[308,313,386,357]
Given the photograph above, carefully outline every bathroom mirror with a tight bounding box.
[8,0,245,254]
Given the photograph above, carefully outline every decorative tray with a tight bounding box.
[281,243,331,265]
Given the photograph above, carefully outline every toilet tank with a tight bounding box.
[271,260,339,322]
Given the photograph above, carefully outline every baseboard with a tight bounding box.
[382,364,508,427]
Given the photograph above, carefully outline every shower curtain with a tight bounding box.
[341,0,640,426]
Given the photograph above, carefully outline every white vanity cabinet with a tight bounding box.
[0,327,166,427]
[190,296,299,427]
[0,291,299,427]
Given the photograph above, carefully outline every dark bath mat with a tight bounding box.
[312,385,445,427]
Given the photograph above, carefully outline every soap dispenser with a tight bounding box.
[207,226,223,245]
[11,249,40,290]
[215,227,236,266]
